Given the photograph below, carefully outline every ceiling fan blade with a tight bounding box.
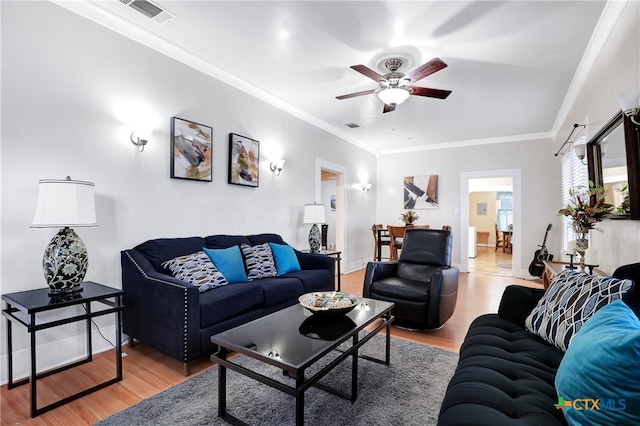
[336,88,377,100]
[409,86,452,99]
[406,58,448,83]
[383,103,396,113]
[351,65,386,83]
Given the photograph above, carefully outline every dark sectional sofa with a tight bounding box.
[121,233,335,374]
[438,264,640,425]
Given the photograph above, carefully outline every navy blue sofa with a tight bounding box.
[121,233,335,374]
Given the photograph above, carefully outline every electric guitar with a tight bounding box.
[528,224,553,277]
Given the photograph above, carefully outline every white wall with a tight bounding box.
[377,1,640,277]
[0,1,376,382]
[377,138,559,277]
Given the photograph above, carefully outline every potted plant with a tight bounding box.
[400,210,419,225]
[558,181,613,255]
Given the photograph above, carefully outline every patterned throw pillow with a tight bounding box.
[525,270,634,351]
[161,251,228,293]
[240,242,277,280]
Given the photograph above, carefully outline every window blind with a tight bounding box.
[560,148,588,249]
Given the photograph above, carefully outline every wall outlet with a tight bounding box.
[454,208,460,215]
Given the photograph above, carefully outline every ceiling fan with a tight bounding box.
[336,58,452,113]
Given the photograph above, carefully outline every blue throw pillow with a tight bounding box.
[203,246,248,283]
[555,300,640,425]
[269,243,301,275]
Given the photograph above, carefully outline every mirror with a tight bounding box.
[587,111,640,220]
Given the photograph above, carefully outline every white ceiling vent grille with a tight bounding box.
[119,0,175,25]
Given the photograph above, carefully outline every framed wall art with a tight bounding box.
[228,133,259,187]
[170,117,212,182]
[403,175,439,209]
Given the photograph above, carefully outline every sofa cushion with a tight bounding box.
[247,233,286,246]
[135,237,206,272]
[555,300,640,425]
[161,251,228,293]
[438,314,566,425]
[251,276,305,306]
[284,269,334,293]
[204,235,251,249]
[524,270,634,351]
[240,243,278,280]
[199,282,264,327]
[370,277,430,303]
[203,246,249,284]
[269,243,301,275]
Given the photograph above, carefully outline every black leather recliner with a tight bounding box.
[363,228,459,329]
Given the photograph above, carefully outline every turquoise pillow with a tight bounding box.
[555,300,640,425]
[203,246,248,283]
[269,243,301,275]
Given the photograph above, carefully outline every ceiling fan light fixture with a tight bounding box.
[378,87,410,106]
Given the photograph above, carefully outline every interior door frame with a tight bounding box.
[459,168,522,276]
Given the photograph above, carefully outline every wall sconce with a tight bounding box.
[572,135,587,165]
[616,90,640,125]
[269,159,285,175]
[361,183,372,192]
[130,132,148,152]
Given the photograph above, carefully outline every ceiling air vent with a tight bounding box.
[120,0,175,25]
[345,123,361,129]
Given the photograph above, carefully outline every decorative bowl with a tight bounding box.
[298,292,359,316]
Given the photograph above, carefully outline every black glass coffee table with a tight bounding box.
[211,297,394,426]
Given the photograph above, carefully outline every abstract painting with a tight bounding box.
[228,133,259,187]
[170,117,212,182]
[404,175,438,209]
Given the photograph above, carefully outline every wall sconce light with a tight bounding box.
[130,132,148,152]
[269,159,285,175]
[616,90,640,125]
[572,135,588,165]
[361,183,372,192]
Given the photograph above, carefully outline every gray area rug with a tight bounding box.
[96,334,458,426]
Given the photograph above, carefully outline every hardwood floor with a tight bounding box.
[1,254,542,425]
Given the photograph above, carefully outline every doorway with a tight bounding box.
[467,177,514,277]
[460,169,522,276]
[315,159,347,269]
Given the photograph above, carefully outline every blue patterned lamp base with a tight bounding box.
[43,227,87,295]
[308,223,321,253]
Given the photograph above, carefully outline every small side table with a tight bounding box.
[542,261,607,289]
[300,249,342,291]
[2,281,124,417]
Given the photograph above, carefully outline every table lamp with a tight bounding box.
[31,177,97,295]
[303,203,326,253]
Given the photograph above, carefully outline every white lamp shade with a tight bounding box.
[616,90,639,113]
[303,204,326,224]
[377,88,410,106]
[572,135,587,159]
[31,179,97,228]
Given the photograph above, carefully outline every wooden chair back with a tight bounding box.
[387,225,408,260]
[371,224,390,261]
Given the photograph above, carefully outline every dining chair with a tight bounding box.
[494,223,504,251]
[387,225,407,260]
[371,224,390,261]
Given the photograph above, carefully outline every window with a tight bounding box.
[496,192,513,231]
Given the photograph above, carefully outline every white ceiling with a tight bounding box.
[57,0,616,154]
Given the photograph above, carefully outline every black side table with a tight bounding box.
[2,281,124,417]
[300,249,342,291]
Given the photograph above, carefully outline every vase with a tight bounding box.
[575,233,589,266]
